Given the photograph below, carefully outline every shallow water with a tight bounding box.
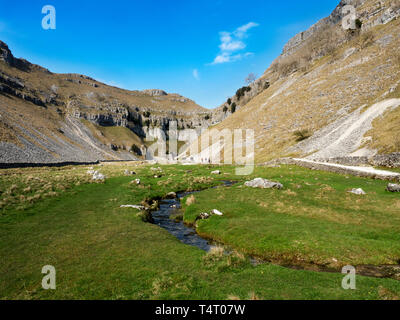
[151,181,236,252]
[151,181,400,280]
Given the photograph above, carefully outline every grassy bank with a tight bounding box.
[1,163,400,299]
[183,165,400,267]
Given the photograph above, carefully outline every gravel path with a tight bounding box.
[293,98,400,159]
[293,158,400,180]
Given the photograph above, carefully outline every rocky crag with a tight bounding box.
[187,0,400,165]
[0,40,216,163]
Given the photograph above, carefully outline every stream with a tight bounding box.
[150,181,400,281]
[151,181,236,252]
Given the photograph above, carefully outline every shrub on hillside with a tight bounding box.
[357,31,375,49]
[223,106,228,113]
[293,129,312,142]
[231,102,237,113]
[235,86,251,100]
[227,98,232,105]
[130,144,142,156]
[277,59,299,76]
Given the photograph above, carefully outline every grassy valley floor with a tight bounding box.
[0,163,400,300]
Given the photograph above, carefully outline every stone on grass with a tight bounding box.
[386,183,400,192]
[211,209,223,216]
[120,205,145,210]
[199,212,210,220]
[197,209,223,221]
[131,179,141,185]
[92,171,105,181]
[124,169,136,175]
[211,170,221,175]
[244,178,283,189]
[166,192,177,199]
[348,188,366,195]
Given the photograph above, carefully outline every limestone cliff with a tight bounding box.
[187,0,400,164]
[0,40,212,163]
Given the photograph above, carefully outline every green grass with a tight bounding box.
[183,165,400,266]
[1,164,400,300]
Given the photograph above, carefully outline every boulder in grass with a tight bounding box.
[211,209,223,216]
[92,171,105,181]
[199,212,210,220]
[348,188,366,195]
[197,209,223,221]
[244,178,283,189]
[386,183,400,192]
[211,170,221,175]
[166,192,177,199]
[130,179,141,185]
[120,205,145,210]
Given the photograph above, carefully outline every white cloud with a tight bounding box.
[211,22,259,65]
[235,22,259,37]
[193,69,199,80]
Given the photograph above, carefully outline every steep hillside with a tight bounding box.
[0,41,211,163]
[188,0,400,164]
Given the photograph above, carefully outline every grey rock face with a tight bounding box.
[281,0,367,58]
[0,71,47,107]
[142,89,168,96]
[0,40,50,72]
[244,178,283,189]
[386,183,400,192]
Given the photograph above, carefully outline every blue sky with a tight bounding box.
[0,0,338,108]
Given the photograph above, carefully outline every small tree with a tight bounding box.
[245,73,257,85]
[223,106,228,113]
[236,86,251,100]
[231,102,237,113]
[227,98,232,105]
